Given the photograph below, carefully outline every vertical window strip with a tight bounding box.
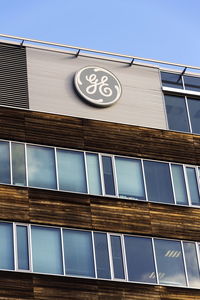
[9,142,13,185]
[181,241,189,287]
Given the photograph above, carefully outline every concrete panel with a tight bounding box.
[26,47,167,129]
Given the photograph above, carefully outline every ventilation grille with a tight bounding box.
[0,43,29,109]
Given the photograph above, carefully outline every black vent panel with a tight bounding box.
[0,43,29,109]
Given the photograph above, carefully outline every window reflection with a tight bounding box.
[102,156,115,195]
[171,164,188,205]
[31,226,63,275]
[184,75,200,92]
[0,222,14,270]
[57,149,87,193]
[186,167,200,205]
[86,153,102,195]
[16,225,29,270]
[110,235,125,279]
[183,242,200,288]
[144,160,174,204]
[94,232,111,279]
[187,98,200,134]
[161,72,183,89]
[27,145,57,189]
[125,236,156,283]
[154,239,186,286]
[0,141,10,184]
[63,229,95,277]
[115,157,145,200]
[12,143,26,186]
[165,95,190,133]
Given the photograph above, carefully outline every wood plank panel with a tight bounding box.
[29,189,92,228]
[0,106,198,165]
[0,185,29,222]
[0,185,199,241]
[0,272,200,300]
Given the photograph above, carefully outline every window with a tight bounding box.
[0,141,10,184]
[86,153,102,195]
[31,226,63,275]
[171,164,188,205]
[154,239,186,286]
[115,157,145,200]
[110,235,125,279]
[16,225,29,270]
[11,143,26,186]
[101,156,115,195]
[183,242,200,288]
[161,72,200,92]
[124,236,156,283]
[27,145,57,189]
[143,160,174,204]
[94,232,111,279]
[57,149,87,193]
[161,71,200,134]
[63,229,95,277]
[0,222,14,270]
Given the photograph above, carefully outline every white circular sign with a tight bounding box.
[74,66,122,107]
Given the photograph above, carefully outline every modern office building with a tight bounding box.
[0,34,200,299]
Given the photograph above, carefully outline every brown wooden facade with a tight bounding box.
[1,105,200,299]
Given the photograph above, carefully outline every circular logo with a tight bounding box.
[74,66,122,107]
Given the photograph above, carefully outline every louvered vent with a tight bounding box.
[0,42,29,109]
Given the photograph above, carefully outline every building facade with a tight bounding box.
[0,35,200,299]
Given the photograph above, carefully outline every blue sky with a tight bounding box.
[1,0,200,67]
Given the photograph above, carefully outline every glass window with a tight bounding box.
[11,143,26,186]
[164,95,190,133]
[16,225,29,270]
[186,167,200,205]
[110,235,125,279]
[183,242,200,288]
[154,239,186,286]
[0,222,14,270]
[171,164,188,205]
[31,226,63,275]
[143,161,174,204]
[187,98,200,134]
[115,157,145,200]
[102,156,115,195]
[161,72,183,89]
[63,229,95,277]
[0,141,10,184]
[124,236,156,283]
[27,145,57,189]
[86,153,102,195]
[94,232,111,279]
[184,75,200,92]
[57,150,87,193]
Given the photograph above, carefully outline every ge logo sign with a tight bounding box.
[74,66,122,107]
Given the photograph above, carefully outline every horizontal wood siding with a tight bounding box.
[0,106,198,164]
[0,185,199,242]
[0,271,200,299]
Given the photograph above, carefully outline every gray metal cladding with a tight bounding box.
[0,43,29,109]
[27,47,167,129]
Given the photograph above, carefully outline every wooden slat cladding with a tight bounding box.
[0,185,200,242]
[0,43,29,109]
[0,106,198,165]
[0,271,200,300]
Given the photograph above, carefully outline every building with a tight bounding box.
[0,33,200,299]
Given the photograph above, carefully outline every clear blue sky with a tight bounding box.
[1,0,200,67]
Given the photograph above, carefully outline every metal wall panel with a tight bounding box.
[26,47,167,129]
[0,43,29,109]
